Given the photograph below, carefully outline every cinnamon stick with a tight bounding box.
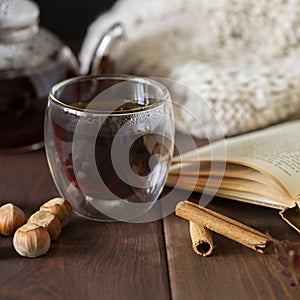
[189,221,214,256]
[176,201,269,253]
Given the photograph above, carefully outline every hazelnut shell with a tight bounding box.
[13,223,51,258]
[28,210,62,240]
[0,203,26,236]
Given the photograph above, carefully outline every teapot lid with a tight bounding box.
[0,0,39,29]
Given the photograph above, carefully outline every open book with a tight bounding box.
[167,120,300,233]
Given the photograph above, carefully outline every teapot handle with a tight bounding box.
[87,23,125,76]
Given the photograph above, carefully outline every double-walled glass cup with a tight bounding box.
[45,75,174,222]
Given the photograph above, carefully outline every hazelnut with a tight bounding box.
[40,198,72,227]
[13,223,51,258]
[0,203,26,236]
[28,210,62,240]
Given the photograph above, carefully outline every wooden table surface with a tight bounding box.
[1,148,300,300]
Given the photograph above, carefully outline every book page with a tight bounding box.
[173,120,300,200]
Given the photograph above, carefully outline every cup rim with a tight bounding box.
[49,74,170,116]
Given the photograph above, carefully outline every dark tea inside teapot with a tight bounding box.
[0,0,124,153]
[0,0,78,152]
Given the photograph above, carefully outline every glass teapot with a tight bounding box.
[0,0,124,153]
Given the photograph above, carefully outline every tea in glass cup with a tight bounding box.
[45,75,174,221]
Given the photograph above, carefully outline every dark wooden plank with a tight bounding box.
[163,195,300,300]
[0,150,170,300]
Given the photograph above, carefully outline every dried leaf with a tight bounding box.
[269,235,300,288]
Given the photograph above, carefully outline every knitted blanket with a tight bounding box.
[80,0,300,138]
